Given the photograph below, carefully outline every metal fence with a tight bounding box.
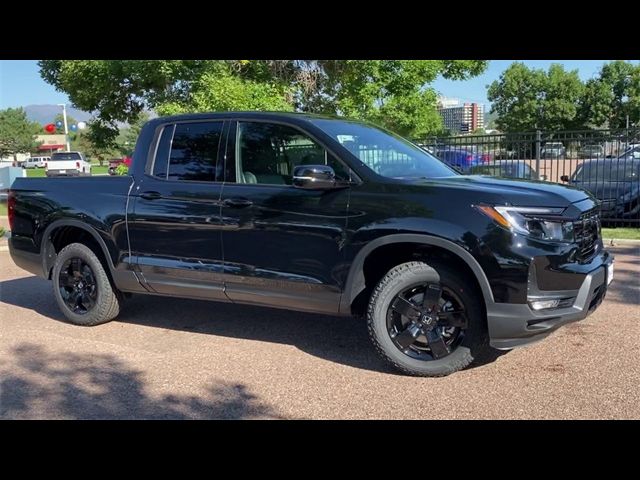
[416,128,640,226]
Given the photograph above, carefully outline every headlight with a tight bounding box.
[476,205,574,242]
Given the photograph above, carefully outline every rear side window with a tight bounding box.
[167,122,223,182]
[152,125,174,178]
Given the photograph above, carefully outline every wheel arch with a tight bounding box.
[339,234,495,314]
[41,219,117,280]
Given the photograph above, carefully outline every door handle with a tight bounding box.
[140,191,162,200]
[223,197,253,208]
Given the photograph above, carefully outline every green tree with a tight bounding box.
[39,60,488,146]
[579,60,640,128]
[115,112,150,156]
[0,108,41,161]
[578,78,615,128]
[74,127,119,166]
[487,62,584,131]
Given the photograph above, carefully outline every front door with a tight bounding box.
[128,119,229,300]
[219,120,352,314]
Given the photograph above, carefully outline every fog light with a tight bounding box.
[529,299,560,311]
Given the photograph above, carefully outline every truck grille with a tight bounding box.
[573,210,600,262]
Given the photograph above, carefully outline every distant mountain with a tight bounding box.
[22,104,149,129]
[24,104,93,125]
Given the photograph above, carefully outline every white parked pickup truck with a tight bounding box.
[46,151,92,177]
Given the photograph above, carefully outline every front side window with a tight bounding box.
[236,122,350,185]
[152,121,223,181]
[311,119,457,179]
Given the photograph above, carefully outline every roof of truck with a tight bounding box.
[148,111,349,125]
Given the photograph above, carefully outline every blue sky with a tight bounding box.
[1,60,639,110]
[432,60,639,105]
[1,60,69,108]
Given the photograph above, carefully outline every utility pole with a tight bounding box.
[58,103,70,152]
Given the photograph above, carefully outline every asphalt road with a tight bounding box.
[1,245,638,419]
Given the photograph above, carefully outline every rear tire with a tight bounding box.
[52,243,120,326]
[367,261,491,377]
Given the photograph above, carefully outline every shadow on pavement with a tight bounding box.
[0,343,280,419]
[0,275,507,375]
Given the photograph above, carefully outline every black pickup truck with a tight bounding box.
[7,112,614,376]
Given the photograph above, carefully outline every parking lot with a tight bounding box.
[0,245,638,419]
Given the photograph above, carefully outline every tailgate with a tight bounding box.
[48,160,77,172]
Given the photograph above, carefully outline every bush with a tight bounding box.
[115,164,129,176]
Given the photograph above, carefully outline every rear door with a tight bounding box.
[127,119,229,300]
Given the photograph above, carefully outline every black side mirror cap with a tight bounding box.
[560,175,570,182]
[293,165,337,190]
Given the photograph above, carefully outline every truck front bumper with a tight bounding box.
[487,252,613,349]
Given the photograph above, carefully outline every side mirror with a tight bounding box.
[560,175,570,183]
[293,165,337,190]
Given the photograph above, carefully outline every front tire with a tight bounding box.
[52,243,120,326]
[367,261,491,377]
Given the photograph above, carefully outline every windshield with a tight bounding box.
[311,119,457,179]
[573,161,639,182]
[51,152,82,161]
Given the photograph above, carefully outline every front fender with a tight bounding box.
[338,232,495,314]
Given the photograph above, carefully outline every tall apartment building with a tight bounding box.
[437,98,484,135]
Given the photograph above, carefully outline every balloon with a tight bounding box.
[70,124,78,132]
[77,121,87,130]
[55,120,63,128]
[45,124,56,133]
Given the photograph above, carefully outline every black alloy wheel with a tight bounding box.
[387,283,468,361]
[58,257,98,314]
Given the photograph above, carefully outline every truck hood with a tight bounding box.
[410,175,591,208]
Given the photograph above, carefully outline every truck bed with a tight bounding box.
[9,175,134,262]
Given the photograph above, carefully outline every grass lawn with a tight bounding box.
[25,165,109,177]
[601,227,640,240]
[25,168,47,177]
[0,202,6,216]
